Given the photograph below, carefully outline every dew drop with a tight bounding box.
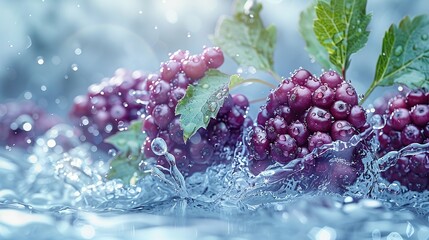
[208,102,217,112]
[151,137,167,156]
[394,46,403,56]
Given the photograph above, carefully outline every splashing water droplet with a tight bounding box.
[151,138,167,156]
[406,222,414,237]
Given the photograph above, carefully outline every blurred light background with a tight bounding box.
[0,0,428,118]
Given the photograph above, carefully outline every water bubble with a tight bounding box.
[151,138,167,156]
[138,10,143,14]
[108,149,117,157]
[421,34,428,41]
[23,91,32,100]
[74,48,82,55]
[41,85,47,91]
[202,84,209,89]
[71,64,79,71]
[394,46,403,56]
[187,32,191,38]
[37,56,44,65]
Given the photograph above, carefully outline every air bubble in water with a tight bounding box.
[151,138,167,156]
[71,64,79,71]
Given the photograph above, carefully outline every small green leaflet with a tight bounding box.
[106,152,145,185]
[368,15,429,100]
[212,0,277,72]
[314,0,371,76]
[105,120,146,155]
[299,1,337,72]
[176,69,243,141]
[105,120,147,184]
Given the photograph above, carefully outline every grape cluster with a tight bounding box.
[142,47,250,176]
[70,68,154,150]
[377,88,429,192]
[248,69,367,188]
[0,100,61,149]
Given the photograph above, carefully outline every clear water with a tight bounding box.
[1,116,429,240]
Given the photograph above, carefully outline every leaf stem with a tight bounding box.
[342,67,346,80]
[359,82,377,105]
[268,69,283,83]
[231,78,277,89]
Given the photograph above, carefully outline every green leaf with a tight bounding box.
[299,1,337,71]
[372,15,429,91]
[176,69,233,141]
[104,120,146,155]
[314,0,371,75]
[212,0,277,72]
[105,120,148,184]
[106,152,144,185]
[228,74,246,89]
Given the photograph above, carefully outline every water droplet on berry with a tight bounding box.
[151,138,168,157]
[394,46,403,56]
[346,87,355,96]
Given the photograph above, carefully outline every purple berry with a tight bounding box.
[390,108,411,131]
[291,69,312,85]
[331,120,356,142]
[330,100,350,120]
[320,70,343,89]
[348,105,366,129]
[182,55,207,80]
[287,121,309,146]
[289,86,312,112]
[152,104,174,129]
[306,106,332,133]
[407,89,427,107]
[401,124,423,145]
[308,132,332,151]
[271,134,297,164]
[335,83,358,105]
[410,104,429,127]
[312,85,335,108]
[202,47,224,68]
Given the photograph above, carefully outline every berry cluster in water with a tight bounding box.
[248,69,367,176]
[376,89,429,191]
[70,69,154,150]
[142,47,250,176]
